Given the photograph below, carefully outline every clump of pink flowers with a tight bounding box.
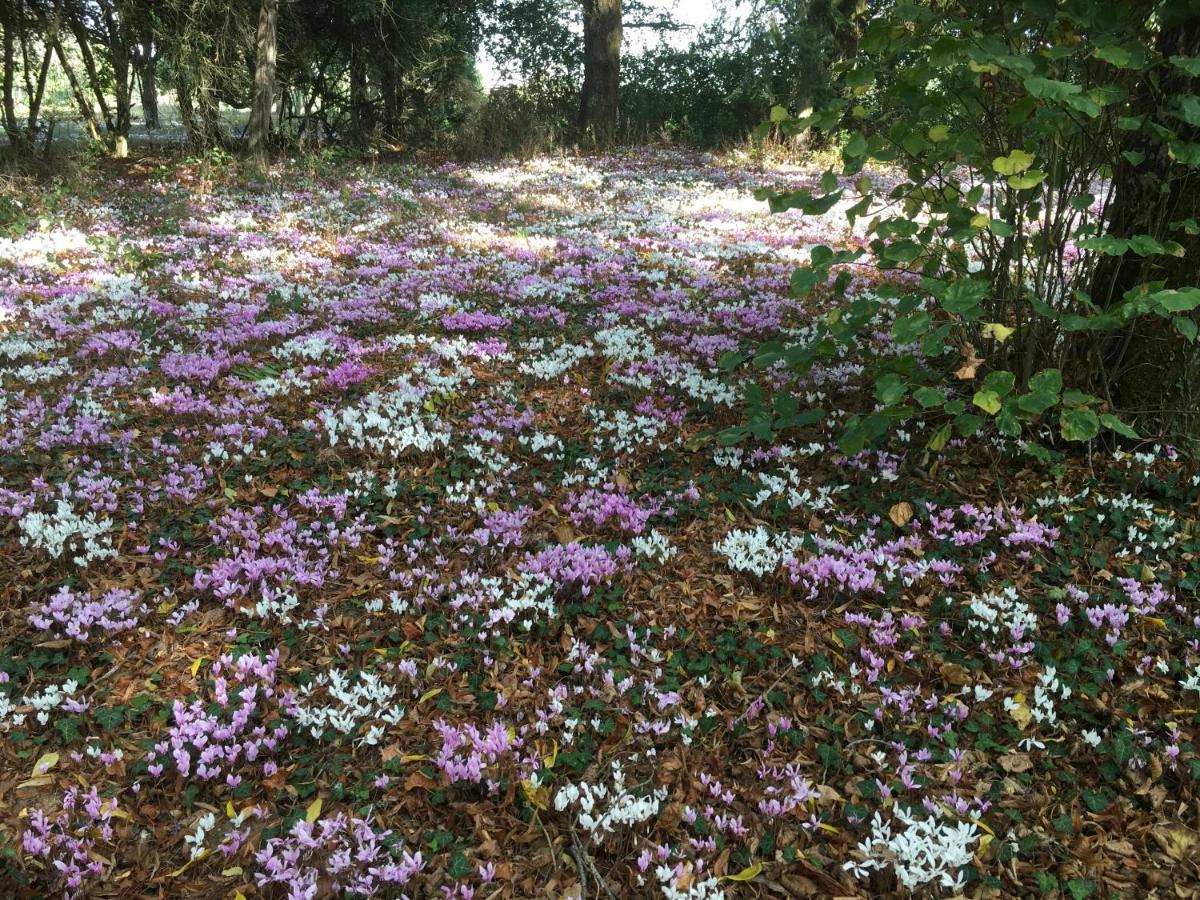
[22,786,119,899]
[146,650,287,787]
[30,585,144,641]
[254,813,425,898]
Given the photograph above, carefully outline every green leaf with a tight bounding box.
[913,386,945,408]
[1007,170,1046,189]
[981,370,1016,397]
[1149,288,1200,313]
[1176,95,1200,128]
[992,149,1035,175]
[941,278,988,316]
[1100,413,1139,439]
[844,133,868,158]
[1173,316,1198,342]
[883,240,921,264]
[1067,879,1096,900]
[769,105,790,123]
[973,389,1002,415]
[1024,76,1082,101]
[875,373,908,405]
[1060,406,1100,441]
[1170,55,1200,77]
[928,422,952,451]
[927,124,950,142]
[1094,45,1143,69]
[892,311,931,344]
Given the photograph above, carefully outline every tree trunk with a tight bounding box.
[51,35,104,145]
[577,0,622,148]
[138,14,157,129]
[349,43,370,144]
[246,0,278,162]
[1,9,27,153]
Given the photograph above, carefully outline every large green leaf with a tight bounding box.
[1060,406,1101,441]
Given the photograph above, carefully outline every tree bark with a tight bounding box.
[246,0,279,163]
[577,0,622,148]
[137,11,157,129]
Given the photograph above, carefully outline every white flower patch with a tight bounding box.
[845,806,979,892]
[186,812,217,860]
[632,529,676,564]
[1027,667,1071,727]
[0,333,56,361]
[589,408,667,456]
[274,333,340,362]
[656,866,725,900]
[288,668,406,746]
[321,384,449,457]
[964,585,1037,643]
[553,757,668,844]
[518,341,592,380]
[19,499,116,568]
[714,527,801,577]
[1,677,83,730]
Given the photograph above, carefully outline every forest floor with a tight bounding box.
[0,149,1198,899]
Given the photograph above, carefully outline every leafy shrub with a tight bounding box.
[728,0,1200,452]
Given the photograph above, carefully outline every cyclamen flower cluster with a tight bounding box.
[566,483,664,535]
[22,787,118,900]
[554,758,669,843]
[254,814,425,899]
[844,806,979,892]
[147,650,286,786]
[284,667,405,746]
[519,541,631,595]
[714,527,801,577]
[30,585,144,641]
[433,718,519,786]
[18,499,115,567]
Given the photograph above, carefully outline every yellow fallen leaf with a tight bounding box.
[419,687,443,704]
[226,800,236,819]
[724,861,763,882]
[191,657,204,678]
[169,850,207,877]
[1007,695,1032,730]
[306,797,322,823]
[544,740,559,769]
[221,866,243,877]
[521,779,548,810]
[32,752,59,777]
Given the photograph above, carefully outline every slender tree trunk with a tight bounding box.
[349,43,370,144]
[577,0,622,148]
[1,10,28,153]
[246,0,278,162]
[51,36,104,145]
[138,14,157,129]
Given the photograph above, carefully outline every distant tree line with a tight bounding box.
[0,0,857,159]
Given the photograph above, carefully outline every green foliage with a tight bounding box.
[736,0,1200,450]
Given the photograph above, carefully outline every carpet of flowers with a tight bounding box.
[1,150,1199,898]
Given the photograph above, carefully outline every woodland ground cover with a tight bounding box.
[0,150,1198,898]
